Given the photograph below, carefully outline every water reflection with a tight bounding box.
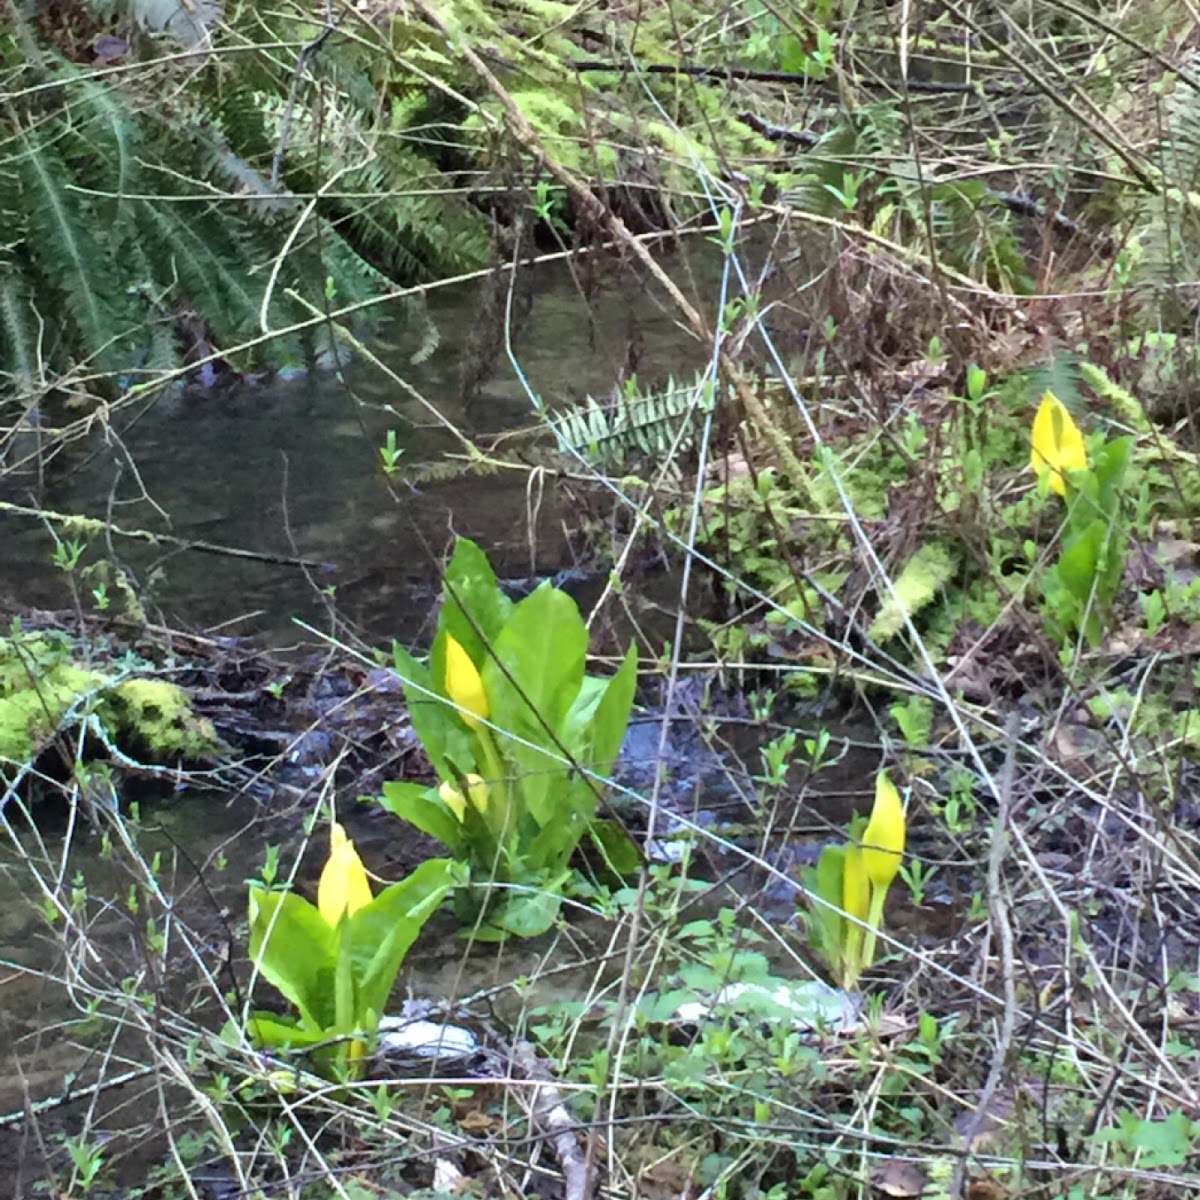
[0,259,706,643]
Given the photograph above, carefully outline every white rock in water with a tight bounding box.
[672,980,861,1035]
[377,1016,480,1059]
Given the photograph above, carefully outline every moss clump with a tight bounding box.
[0,628,219,771]
[0,635,107,763]
[106,678,221,759]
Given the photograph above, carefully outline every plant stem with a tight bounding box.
[861,886,888,971]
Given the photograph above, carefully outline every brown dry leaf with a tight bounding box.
[1152,536,1200,579]
[457,1109,495,1135]
[965,1176,1008,1200]
[1049,721,1098,774]
[637,1157,696,1200]
[870,1157,928,1197]
[874,1011,911,1039]
[954,1089,1016,1153]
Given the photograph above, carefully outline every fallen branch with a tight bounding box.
[509,1039,592,1200]
[0,499,331,570]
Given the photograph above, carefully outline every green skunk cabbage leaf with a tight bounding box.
[438,537,513,666]
[248,889,338,1033]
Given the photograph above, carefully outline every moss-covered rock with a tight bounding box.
[105,677,221,759]
[0,627,220,772]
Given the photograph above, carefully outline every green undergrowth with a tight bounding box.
[675,360,1199,690]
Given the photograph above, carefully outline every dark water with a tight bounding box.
[0,258,707,644]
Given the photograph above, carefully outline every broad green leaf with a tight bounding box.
[379,780,464,850]
[523,802,592,872]
[481,583,588,825]
[1096,1111,1196,1169]
[248,888,337,1032]
[1057,519,1104,603]
[392,645,449,777]
[561,674,608,757]
[394,643,477,778]
[808,844,846,966]
[242,1011,329,1052]
[588,817,642,876]
[587,643,638,778]
[1093,435,1132,509]
[491,883,566,938]
[348,857,459,1022]
[438,537,513,665]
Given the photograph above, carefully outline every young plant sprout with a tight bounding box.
[242,822,458,1079]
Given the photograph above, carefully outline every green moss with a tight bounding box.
[1,628,219,770]
[0,635,108,762]
[107,678,221,759]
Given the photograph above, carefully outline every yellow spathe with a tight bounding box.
[317,823,373,925]
[439,774,489,821]
[861,772,906,890]
[444,635,489,729]
[1030,391,1087,497]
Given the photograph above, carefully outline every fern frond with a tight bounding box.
[404,294,440,365]
[18,130,133,369]
[0,257,39,386]
[1026,349,1083,416]
[550,376,719,468]
[133,194,263,337]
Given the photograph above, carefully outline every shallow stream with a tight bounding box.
[0,255,905,1193]
[1,256,708,641]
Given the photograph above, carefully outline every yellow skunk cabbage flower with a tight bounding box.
[444,635,489,729]
[1030,391,1087,497]
[862,772,906,891]
[438,780,467,821]
[317,823,373,925]
[860,772,907,974]
[438,774,489,821]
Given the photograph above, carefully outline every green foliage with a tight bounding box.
[800,774,905,991]
[1034,429,1133,646]
[1129,60,1200,326]
[1094,1111,1200,1169]
[803,843,856,987]
[0,5,489,385]
[552,376,720,469]
[381,538,639,939]
[244,856,458,1077]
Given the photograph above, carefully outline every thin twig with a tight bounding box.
[951,713,1019,1199]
